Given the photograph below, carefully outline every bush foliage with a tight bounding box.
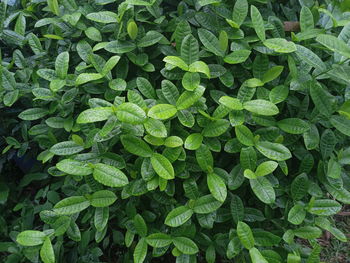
[1,0,350,262]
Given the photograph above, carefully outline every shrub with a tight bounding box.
[1,0,350,262]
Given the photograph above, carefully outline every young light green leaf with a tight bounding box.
[255,161,278,177]
[151,153,174,179]
[235,125,255,146]
[224,50,251,64]
[77,107,113,124]
[75,73,103,85]
[243,100,279,116]
[176,86,206,110]
[17,230,46,246]
[148,104,177,120]
[250,176,275,204]
[263,38,296,53]
[249,248,268,263]
[133,238,148,263]
[40,237,55,263]
[185,133,203,150]
[207,173,227,202]
[163,56,188,70]
[116,102,146,124]
[237,221,254,249]
[219,96,243,110]
[189,61,210,78]
[251,6,265,41]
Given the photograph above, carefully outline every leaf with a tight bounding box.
[330,115,350,136]
[137,31,163,48]
[50,141,84,156]
[56,159,92,176]
[94,207,109,232]
[136,77,156,99]
[151,153,175,179]
[146,233,172,248]
[86,11,118,23]
[219,96,243,110]
[291,173,309,200]
[144,118,167,138]
[127,20,138,40]
[262,66,284,83]
[196,144,213,172]
[189,61,210,78]
[232,0,248,27]
[263,38,296,53]
[277,118,310,134]
[134,214,148,237]
[93,163,129,187]
[105,40,136,54]
[77,107,113,123]
[230,195,244,224]
[90,190,117,207]
[256,141,292,161]
[243,100,279,116]
[250,176,275,204]
[121,135,153,157]
[308,199,342,216]
[173,237,199,255]
[164,136,183,148]
[116,102,146,124]
[202,119,230,137]
[293,226,322,239]
[224,50,251,64]
[235,125,255,146]
[176,86,206,110]
[181,35,199,65]
[198,29,224,57]
[182,72,200,91]
[207,173,227,202]
[288,204,306,225]
[249,248,268,263]
[163,56,188,70]
[255,161,278,177]
[193,195,223,214]
[133,238,148,263]
[165,206,193,227]
[251,6,265,41]
[18,108,49,120]
[55,51,69,79]
[53,196,90,215]
[75,73,103,85]
[237,221,254,249]
[148,104,177,120]
[300,6,314,32]
[16,230,46,246]
[316,34,350,59]
[310,82,334,117]
[296,45,326,71]
[102,55,120,75]
[47,0,59,16]
[40,237,55,263]
[185,133,203,150]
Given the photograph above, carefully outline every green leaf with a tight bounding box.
[165,206,193,227]
[50,141,84,156]
[116,102,146,124]
[47,0,59,16]
[55,51,69,79]
[134,214,148,237]
[207,173,227,202]
[181,35,199,65]
[232,0,248,27]
[164,136,183,148]
[255,161,278,177]
[90,190,117,207]
[189,61,210,78]
[182,72,200,91]
[288,204,306,225]
[235,125,255,146]
[251,5,265,41]
[146,233,172,248]
[256,141,292,161]
[148,104,177,120]
[105,40,136,54]
[310,82,334,117]
[185,133,203,150]
[121,135,153,157]
[133,238,148,263]
[144,118,167,138]
[151,153,174,179]
[53,196,90,215]
[85,27,102,41]
[230,195,244,224]
[269,85,289,104]
[18,108,49,120]
[295,45,326,71]
[17,230,46,246]
[250,176,275,204]
[300,6,314,32]
[243,100,279,116]
[277,118,310,134]
[86,11,118,23]
[219,96,243,110]
[263,38,296,53]
[163,56,188,70]
[173,237,199,255]
[237,221,254,249]
[56,159,92,176]
[102,55,120,76]
[224,50,251,64]
[40,237,55,263]
[77,107,113,123]
[75,73,103,85]
[316,34,350,59]
[127,20,138,40]
[193,194,223,214]
[262,66,284,83]
[94,207,109,232]
[93,163,129,187]
[249,248,268,263]
[137,31,163,48]
[330,115,350,136]
[202,119,230,137]
[136,77,156,99]
[196,144,213,172]
[308,199,342,216]
[291,173,309,200]
[176,86,206,110]
[293,226,322,239]
[198,29,224,57]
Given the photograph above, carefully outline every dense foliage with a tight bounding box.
[1,0,350,262]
